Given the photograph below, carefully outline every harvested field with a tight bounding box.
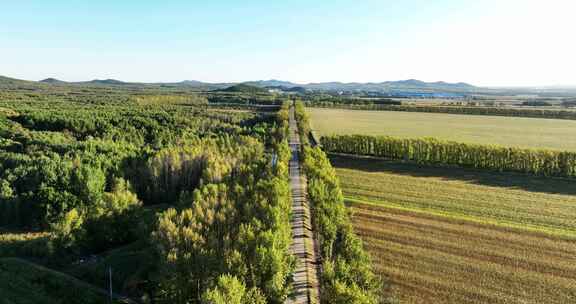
[350,203,576,304]
[331,154,576,304]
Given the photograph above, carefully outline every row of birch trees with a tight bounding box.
[321,134,576,177]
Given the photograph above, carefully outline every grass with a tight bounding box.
[330,154,576,304]
[0,230,50,258]
[65,241,157,297]
[0,206,164,301]
[0,257,112,304]
[63,205,167,297]
[308,107,576,151]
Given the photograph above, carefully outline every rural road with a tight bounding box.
[286,104,321,304]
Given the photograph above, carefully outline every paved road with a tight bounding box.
[286,104,321,304]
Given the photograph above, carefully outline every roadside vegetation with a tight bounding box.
[294,101,391,304]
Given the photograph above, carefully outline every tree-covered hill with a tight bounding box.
[216,83,269,94]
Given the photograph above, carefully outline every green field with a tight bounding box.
[308,107,576,151]
[330,154,576,304]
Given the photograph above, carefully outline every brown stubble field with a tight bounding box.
[331,155,576,304]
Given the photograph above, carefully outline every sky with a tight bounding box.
[1,0,575,87]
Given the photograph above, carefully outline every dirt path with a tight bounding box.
[286,104,321,304]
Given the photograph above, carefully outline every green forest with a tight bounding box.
[0,84,295,303]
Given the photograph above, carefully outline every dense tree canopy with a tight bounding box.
[151,101,295,303]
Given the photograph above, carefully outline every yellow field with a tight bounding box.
[331,155,576,304]
[308,107,576,151]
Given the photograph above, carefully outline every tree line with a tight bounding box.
[294,101,390,304]
[321,134,576,178]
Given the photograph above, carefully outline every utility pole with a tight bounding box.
[108,266,113,304]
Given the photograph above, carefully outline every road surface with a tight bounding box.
[286,103,321,304]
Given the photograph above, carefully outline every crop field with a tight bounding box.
[330,154,576,304]
[308,107,576,151]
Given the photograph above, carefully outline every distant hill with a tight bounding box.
[389,79,473,88]
[4,74,576,97]
[243,80,300,88]
[179,80,209,86]
[0,76,36,86]
[1,75,477,91]
[40,78,67,84]
[175,80,232,90]
[41,78,132,86]
[303,79,476,92]
[217,84,268,94]
[41,78,131,86]
[265,85,309,94]
[84,79,130,85]
[0,75,49,90]
[0,75,486,96]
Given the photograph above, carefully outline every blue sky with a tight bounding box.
[1,0,575,86]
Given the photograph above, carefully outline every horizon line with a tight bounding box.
[4,74,576,89]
